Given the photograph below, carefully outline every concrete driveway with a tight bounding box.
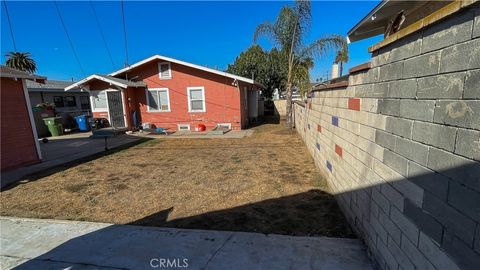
[0,217,373,270]
[1,133,142,188]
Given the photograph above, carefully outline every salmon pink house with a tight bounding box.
[65,55,263,131]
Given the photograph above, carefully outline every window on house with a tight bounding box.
[92,91,107,111]
[53,96,64,107]
[146,88,170,112]
[80,96,90,110]
[159,62,171,79]
[177,124,190,131]
[64,96,76,107]
[187,87,205,112]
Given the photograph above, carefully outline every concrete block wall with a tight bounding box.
[294,5,480,270]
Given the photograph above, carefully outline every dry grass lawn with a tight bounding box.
[1,118,354,237]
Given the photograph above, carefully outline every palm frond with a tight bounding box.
[5,51,37,73]
[299,35,345,60]
[253,22,277,45]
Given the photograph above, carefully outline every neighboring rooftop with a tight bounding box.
[27,80,78,91]
[347,0,477,52]
[0,65,46,81]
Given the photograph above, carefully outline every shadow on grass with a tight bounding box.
[0,137,152,192]
[128,189,356,238]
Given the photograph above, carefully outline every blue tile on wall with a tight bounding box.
[332,116,339,127]
[316,142,320,150]
[308,123,311,129]
[326,161,332,172]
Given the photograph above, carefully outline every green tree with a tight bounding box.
[334,42,349,77]
[254,0,344,128]
[5,52,37,73]
[227,45,283,99]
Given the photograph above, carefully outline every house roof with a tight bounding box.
[27,79,83,92]
[347,0,451,43]
[109,54,256,85]
[65,74,147,91]
[0,65,46,81]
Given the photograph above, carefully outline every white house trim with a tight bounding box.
[158,62,172,80]
[65,74,130,91]
[109,54,255,84]
[21,79,42,160]
[146,88,171,112]
[187,86,206,113]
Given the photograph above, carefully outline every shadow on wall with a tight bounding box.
[7,163,479,269]
[334,163,479,270]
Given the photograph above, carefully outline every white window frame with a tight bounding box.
[177,124,191,131]
[187,86,206,113]
[90,90,108,112]
[146,88,171,112]
[158,62,172,79]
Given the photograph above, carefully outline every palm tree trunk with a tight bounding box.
[339,61,343,77]
[285,82,293,129]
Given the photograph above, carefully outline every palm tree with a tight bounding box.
[254,0,345,128]
[335,43,349,77]
[5,52,37,73]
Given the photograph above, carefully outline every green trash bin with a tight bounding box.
[43,117,64,136]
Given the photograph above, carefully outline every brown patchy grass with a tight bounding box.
[1,118,355,237]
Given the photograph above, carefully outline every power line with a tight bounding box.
[89,0,115,69]
[2,0,17,51]
[121,0,129,67]
[54,1,85,76]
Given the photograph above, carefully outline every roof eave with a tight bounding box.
[109,54,256,85]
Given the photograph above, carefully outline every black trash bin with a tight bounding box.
[88,117,110,130]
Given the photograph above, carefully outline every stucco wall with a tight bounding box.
[123,61,244,130]
[294,5,479,270]
[273,100,287,117]
[1,78,39,170]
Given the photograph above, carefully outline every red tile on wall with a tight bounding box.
[317,124,322,133]
[335,144,343,158]
[348,98,361,111]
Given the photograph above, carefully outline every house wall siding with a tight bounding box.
[1,78,40,171]
[294,5,479,270]
[123,61,244,130]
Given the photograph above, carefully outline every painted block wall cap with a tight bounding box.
[312,80,349,92]
[349,62,371,74]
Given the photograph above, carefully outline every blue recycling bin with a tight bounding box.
[74,115,91,131]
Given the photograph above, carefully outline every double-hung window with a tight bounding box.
[159,62,171,79]
[187,87,206,112]
[146,88,170,112]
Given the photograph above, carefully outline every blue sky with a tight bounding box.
[1,1,382,81]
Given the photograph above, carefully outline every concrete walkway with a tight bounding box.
[0,217,373,270]
[1,133,141,188]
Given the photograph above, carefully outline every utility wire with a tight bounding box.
[2,0,17,51]
[121,0,129,67]
[54,1,85,76]
[90,0,115,69]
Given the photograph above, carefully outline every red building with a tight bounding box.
[66,55,262,131]
[1,66,45,171]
